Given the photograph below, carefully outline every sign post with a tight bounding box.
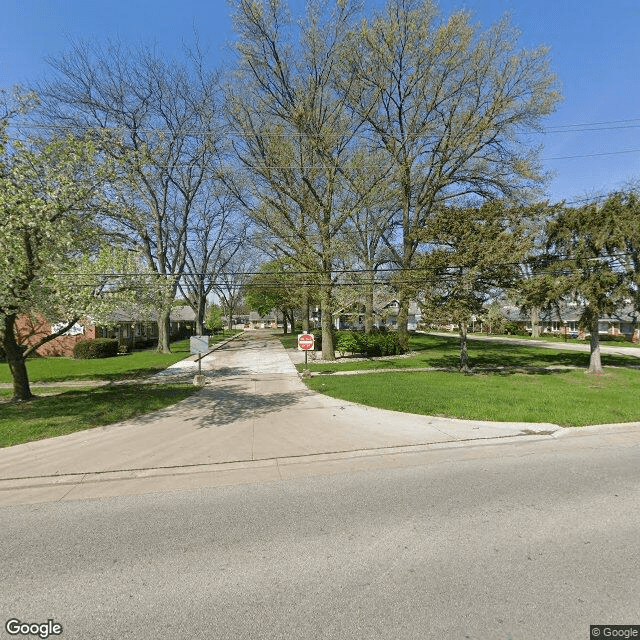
[297,332,315,370]
[190,336,210,383]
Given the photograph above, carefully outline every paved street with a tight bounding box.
[0,331,566,506]
[2,430,639,640]
[2,330,640,639]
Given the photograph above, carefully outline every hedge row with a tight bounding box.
[73,338,119,359]
[592,333,634,343]
[334,330,406,357]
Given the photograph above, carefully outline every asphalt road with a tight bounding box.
[2,429,639,640]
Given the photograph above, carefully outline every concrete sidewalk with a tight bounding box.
[0,330,632,507]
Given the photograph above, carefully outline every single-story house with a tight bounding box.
[502,302,640,342]
[13,306,197,357]
[247,310,286,329]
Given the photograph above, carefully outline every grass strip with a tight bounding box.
[295,334,640,373]
[305,368,640,427]
[0,383,198,448]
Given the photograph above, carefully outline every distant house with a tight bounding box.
[247,309,285,329]
[333,299,422,331]
[14,305,197,357]
[502,302,640,342]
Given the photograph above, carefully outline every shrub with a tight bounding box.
[504,322,528,336]
[73,338,119,359]
[336,331,362,355]
[333,330,406,357]
[598,333,633,343]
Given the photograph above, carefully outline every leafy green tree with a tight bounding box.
[485,302,506,335]
[244,260,309,333]
[339,0,561,349]
[546,203,628,374]
[599,191,640,314]
[227,0,376,359]
[204,304,224,333]
[419,202,531,371]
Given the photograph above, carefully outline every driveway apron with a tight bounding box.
[0,331,559,503]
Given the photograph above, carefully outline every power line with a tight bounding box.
[544,148,640,161]
[6,117,640,137]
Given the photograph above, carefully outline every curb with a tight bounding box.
[0,432,559,490]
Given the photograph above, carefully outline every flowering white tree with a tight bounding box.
[0,114,129,401]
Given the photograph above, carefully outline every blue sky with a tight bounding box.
[1,0,639,204]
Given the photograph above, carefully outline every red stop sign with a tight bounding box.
[298,333,315,351]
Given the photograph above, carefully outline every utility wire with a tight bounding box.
[6,117,640,136]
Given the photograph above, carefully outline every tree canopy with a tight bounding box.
[0,119,128,400]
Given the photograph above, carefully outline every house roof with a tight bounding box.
[102,305,196,324]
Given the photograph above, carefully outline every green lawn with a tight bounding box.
[278,333,304,350]
[0,383,197,448]
[306,368,640,427]
[295,333,640,373]
[0,333,241,384]
[286,333,640,427]
[0,332,242,447]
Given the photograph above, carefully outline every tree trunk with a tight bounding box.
[531,306,541,338]
[319,280,335,360]
[3,314,34,402]
[364,276,374,334]
[459,320,470,373]
[396,289,410,350]
[282,309,288,334]
[588,315,603,374]
[157,308,172,353]
[195,295,206,335]
[228,307,234,334]
[302,291,310,333]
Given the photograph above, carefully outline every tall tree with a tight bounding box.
[342,153,397,333]
[339,0,561,348]
[215,244,259,336]
[38,41,223,352]
[546,203,627,374]
[244,259,311,333]
[419,202,531,372]
[506,201,558,338]
[227,0,374,359]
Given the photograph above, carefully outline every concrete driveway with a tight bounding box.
[0,330,599,506]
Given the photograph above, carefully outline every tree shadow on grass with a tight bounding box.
[411,335,637,370]
[183,382,306,428]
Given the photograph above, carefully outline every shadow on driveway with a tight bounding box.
[182,382,306,428]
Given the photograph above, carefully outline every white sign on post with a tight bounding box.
[190,336,210,355]
[190,335,210,382]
